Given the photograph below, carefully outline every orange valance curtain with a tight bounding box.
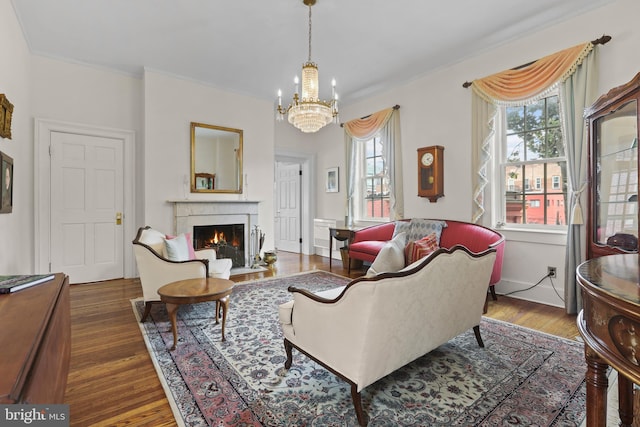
[472,42,593,104]
[344,107,394,140]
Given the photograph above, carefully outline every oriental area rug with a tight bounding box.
[131,271,587,427]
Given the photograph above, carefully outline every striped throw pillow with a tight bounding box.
[404,233,439,265]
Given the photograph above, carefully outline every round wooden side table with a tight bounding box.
[158,277,234,350]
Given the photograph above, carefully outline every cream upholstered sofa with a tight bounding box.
[132,226,232,321]
[278,245,496,426]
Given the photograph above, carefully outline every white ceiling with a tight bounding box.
[11,0,616,104]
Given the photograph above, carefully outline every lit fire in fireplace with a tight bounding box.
[206,230,241,248]
[194,224,245,268]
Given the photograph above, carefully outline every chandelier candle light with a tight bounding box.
[276,0,338,133]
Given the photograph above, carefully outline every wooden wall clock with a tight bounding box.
[417,145,444,202]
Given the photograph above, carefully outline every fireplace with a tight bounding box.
[171,200,260,271]
[193,224,245,268]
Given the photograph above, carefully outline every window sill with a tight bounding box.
[353,219,390,228]
[496,225,567,245]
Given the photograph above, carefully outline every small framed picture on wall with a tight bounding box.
[326,167,339,193]
[0,151,13,213]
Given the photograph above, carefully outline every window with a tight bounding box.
[356,136,390,221]
[501,95,567,226]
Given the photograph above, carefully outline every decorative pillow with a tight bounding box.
[140,228,167,256]
[404,233,439,264]
[166,232,197,260]
[407,219,447,244]
[391,221,411,246]
[365,232,406,277]
[164,233,191,261]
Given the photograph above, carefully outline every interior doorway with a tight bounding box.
[275,161,302,252]
[274,149,315,255]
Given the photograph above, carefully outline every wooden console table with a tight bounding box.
[0,273,70,403]
[329,227,357,269]
[577,254,640,427]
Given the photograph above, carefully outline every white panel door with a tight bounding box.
[275,162,301,252]
[50,131,124,283]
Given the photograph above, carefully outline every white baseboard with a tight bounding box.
[495,278,565,308]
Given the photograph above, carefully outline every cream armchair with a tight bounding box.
[278,245,496,426]
[132,226,233,321]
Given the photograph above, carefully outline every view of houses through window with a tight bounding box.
[361,136,390,220]
[502,95,567,226]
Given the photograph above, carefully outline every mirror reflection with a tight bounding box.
[191,122,243,193]
[595,100,638,248]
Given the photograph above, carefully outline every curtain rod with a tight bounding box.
[462,35,611,88]
[339,104,400,127]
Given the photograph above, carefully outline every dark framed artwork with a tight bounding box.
[1,151,13,213]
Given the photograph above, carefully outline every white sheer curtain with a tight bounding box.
[471,94,497,224]
[345,108,403,225]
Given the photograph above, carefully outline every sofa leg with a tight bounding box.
[490,285,498,301]
[350,384,368,426]
[473,325,484,348]
[141,301,153,322]
[284,339,293,369]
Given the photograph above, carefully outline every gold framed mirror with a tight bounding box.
[190,122,243,193]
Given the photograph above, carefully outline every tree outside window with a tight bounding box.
[502,95,567,226]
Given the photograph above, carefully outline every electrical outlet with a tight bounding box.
[547,266,557,278]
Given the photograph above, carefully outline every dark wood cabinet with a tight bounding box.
[586,72,640,259]
[577,255,640,426]
[0,273,70,404]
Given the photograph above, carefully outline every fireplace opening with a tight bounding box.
[193,224,244,268]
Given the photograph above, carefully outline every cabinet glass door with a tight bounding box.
[594,99,638,250]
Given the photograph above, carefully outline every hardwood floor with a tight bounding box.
[64,251,580,426]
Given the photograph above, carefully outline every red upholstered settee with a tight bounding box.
[348,219,505,298]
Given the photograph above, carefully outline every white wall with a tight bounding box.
[0,0,33,273]
[143,71,275,251]
[275,0,640,307]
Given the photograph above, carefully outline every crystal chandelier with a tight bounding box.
[276,0,338,133]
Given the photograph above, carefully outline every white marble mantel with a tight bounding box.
[168,200,261,265]
[169,199,261,232]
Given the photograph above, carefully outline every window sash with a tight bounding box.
[356,137,390,221]
[498,95,567,228]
